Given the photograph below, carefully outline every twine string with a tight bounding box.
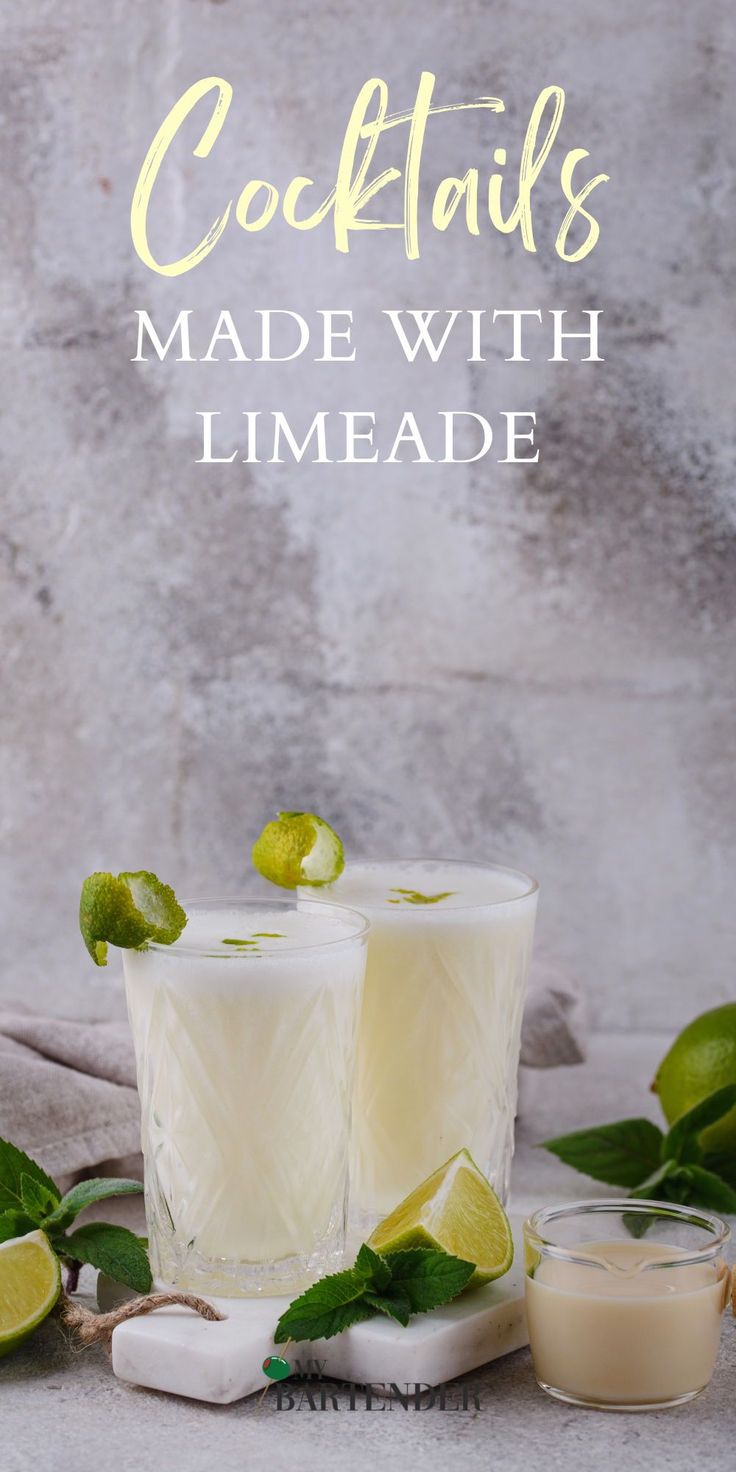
[60,1291,225,1353]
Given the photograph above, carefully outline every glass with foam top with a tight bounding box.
[123,898,368,1296]
[317,859,538,1227]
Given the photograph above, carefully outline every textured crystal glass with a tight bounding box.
[123,898,368,1296]
[316,859,538,1226]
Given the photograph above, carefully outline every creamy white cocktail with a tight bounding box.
[123,899,367,1295]
[319,860,538,1224]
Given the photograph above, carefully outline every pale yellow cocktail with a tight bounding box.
[320,859,538,1225]
[124,898,367,1295]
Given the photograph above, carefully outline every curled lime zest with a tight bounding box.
[251,812,345,890]
[388,889,455,906]
[79,871,187,967]
[221,934,285,950]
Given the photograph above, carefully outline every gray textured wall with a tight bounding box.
[2,0,734,1029]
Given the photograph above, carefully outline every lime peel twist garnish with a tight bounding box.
[251,812,345,890]
[79,870,187,966]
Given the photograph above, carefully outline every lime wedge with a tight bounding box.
[0,1230,61,1357]
[368,1149,513,1284]
[252,812,345,889]
[79,870,187,966]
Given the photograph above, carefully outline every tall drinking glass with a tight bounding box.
[318,859,538,1226]
[123,897,368,1296]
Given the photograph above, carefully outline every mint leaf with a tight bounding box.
[664,1086,736,1161]
[541,1119,664,1189]
[628,1160,678,1197]
[0,1209,38,1243]
[62,1224,152,1293]
[624,1162,681,1234]
[43,1177,144,1233]
[274,1268,375,1343]
[20,1173,58,1221]
[622,1210,651,1239]
[0,1136,59,1215]
[663,1165,699,1204]
[668,1135,703,1166]
[385,1249,475,1313]
[354,1242,391,1290]
[363,1287,412,1326]
[680,1165,736,1213]
[703,1152,736,1189]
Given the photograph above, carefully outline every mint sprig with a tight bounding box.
[0,1135,150,1293]
[541,1083,736,1213]
[274,1243,475,1344]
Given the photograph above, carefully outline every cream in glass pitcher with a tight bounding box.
[524,1200,732,1410]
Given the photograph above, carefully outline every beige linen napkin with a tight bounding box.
[0,1009,140,1189]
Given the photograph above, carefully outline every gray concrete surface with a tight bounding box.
[1,3,735,1031]
[3,1034,734,1472]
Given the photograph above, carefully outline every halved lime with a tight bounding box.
[368,1148,513,1284]
[0,1230,61,1357]
[251,812,345,889]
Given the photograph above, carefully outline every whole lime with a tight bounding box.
[653,1004,736,1152]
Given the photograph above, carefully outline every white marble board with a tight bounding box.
[111,1222,528,1404]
